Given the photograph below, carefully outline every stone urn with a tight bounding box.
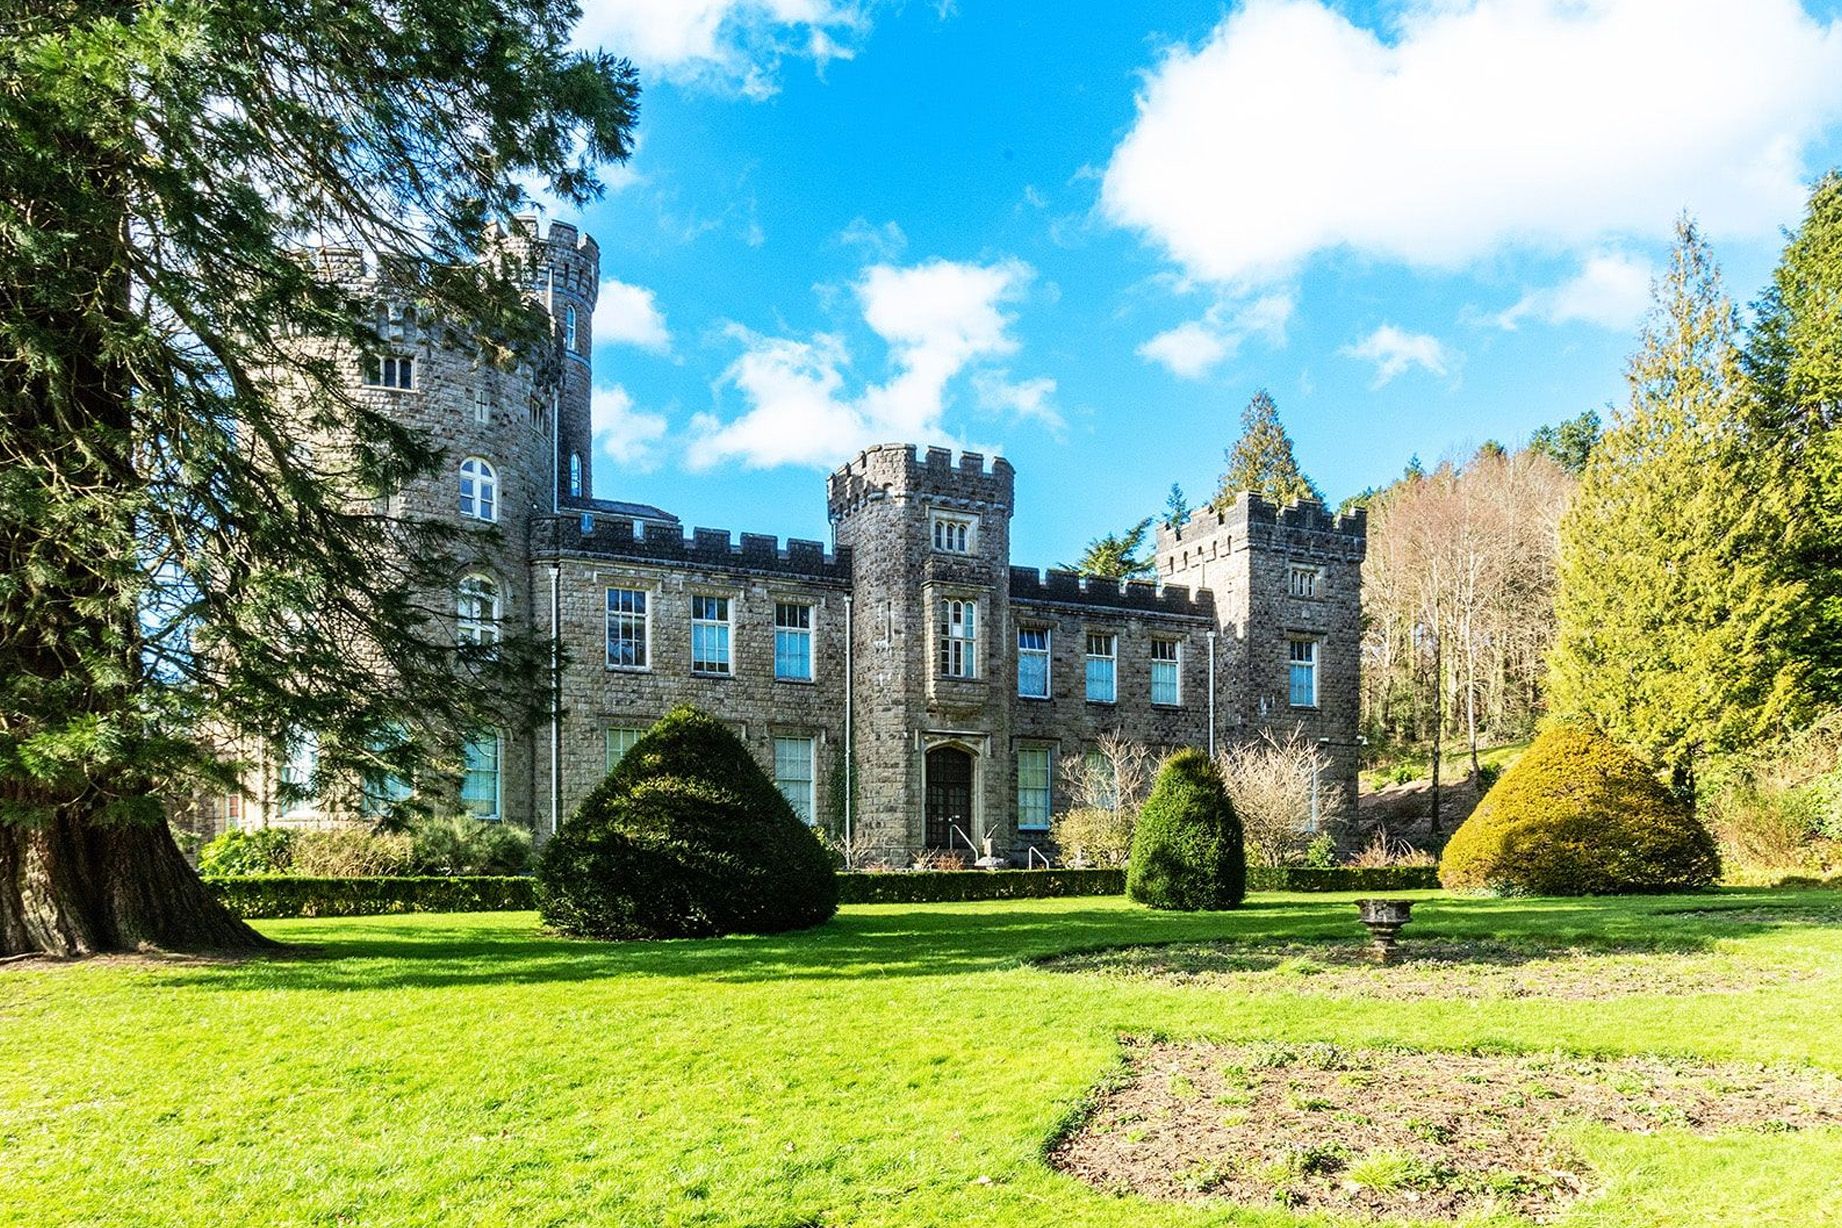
[1354,898,1417,964]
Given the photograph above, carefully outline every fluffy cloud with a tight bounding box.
[1342,325,1451,387]
[1495,251,1655,331]
[838,217,908,259]
[574,1,865,98]
[594,278,671,353]
[1102,0,1842,286]
[688,258,1045,468]
[592,385,669,471]
[1138,292,1294,379]
[972,371,1064,432]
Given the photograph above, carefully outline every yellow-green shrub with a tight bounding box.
[1440,725,1719,895]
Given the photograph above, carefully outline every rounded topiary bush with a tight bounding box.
[537,705,838,939]
[1439,725,1720,896]
[1126,748,1246,910]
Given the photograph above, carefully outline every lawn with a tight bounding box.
[4,892,1842,1227]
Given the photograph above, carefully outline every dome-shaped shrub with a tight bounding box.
[1126,748,1246,910]
[538,706,838,938]
[1439,725,1720,896]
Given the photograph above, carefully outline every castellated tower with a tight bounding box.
[828,446,1017,864]
[1155,494,1368,827]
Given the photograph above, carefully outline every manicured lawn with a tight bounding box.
[5,892,1842,1227]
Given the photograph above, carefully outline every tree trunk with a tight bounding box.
[0,809,270,957]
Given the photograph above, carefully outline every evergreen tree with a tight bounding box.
[1548,218,1807,787]
[0,1,638,953]
[1529,409,1604,475]
[1163,482,1190,530]
[1740,172,1842,708]
[1066,518,1156,580]
[1215,390,1324,508]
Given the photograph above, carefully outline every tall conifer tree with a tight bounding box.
[1215,390,1324,508]
[1548,219,1806,789]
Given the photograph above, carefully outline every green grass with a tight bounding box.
[1362,738,1532,790]
[5,891,1842,1226]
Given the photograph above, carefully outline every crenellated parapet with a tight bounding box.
[485,215,601,307]
[533,516,852,584]
[1155,490,1367,571]
[827,443,1016,519]
[1008,567,1215,621]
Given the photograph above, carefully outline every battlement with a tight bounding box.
[827,443,1016,518]
[534,515,852,583]
[1008,566,1215,620]
[1156,490,1367,562]
[488,215,600,306]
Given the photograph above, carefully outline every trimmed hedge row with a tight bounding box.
[204,876,537,919]
[205,865,1441,919]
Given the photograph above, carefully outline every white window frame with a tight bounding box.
[280,730,318,815]
[774,602,815,682]
[458,457,497,522]
[773,735,817,825]
[363,354,415,390]
[691,593,733,676]
[1016,744,1053,830]
[1085,632,1117,704]
[1289,638,1319,709]
[938,597,978,679]
[563,304,578,350]
[605,726,645,773]
[569,452,583,498]
[1150,638,1181,707]
[605,587,649,671]
[461,730,502,821]
[1017,626,1051,699]
[1288,565,1320,599]
[457,573,501,646]
[930,511,976,555]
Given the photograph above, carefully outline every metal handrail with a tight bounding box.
[948,822,978,856]
[1026,845,1052,870]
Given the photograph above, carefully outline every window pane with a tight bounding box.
[1152,659,1179,706]
[1085,635,1117,703]
[1289,640,1317,707]
[774,603,813,680]
[773,736,816,824]
[1017,746,1052,829]
[606,726,643,773]
[461,732,500,820]
[1018,651,1048,698]
[606,588,648,668]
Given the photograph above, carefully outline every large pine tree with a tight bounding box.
[1215,390,1324,508]
[1548,218,1808,788]
[0,0,638,954]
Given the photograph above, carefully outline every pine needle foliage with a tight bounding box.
[1215,390,1324,509]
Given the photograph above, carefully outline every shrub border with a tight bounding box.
[206,865,1440,919]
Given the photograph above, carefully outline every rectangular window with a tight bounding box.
[1085,749,1118,811]
[1017,746,1052,830]
[606,588,648,670]
[1017,627,1050,698]
[1289,638,1319,708]
[473,388,492,424]
[937,598,978,678]
[774,736,816,824]
[691,594,732,675]
[1085,633,1117,703]
[1288,566,1319,598]
[1151,639,1181,707]
[363,355,415,390]
[774,603,814,681]
[605,726,644,773]
[280,731,318,814]
[930,513,974,554]
[221,791,242,830]
[461,730,501,821]
[569,453,583,497]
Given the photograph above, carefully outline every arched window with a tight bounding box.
[563,304,577,349]
[569,452,582,497]
[457,574,500,646]
[458,457,497,521]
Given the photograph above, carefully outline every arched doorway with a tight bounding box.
[924,745,974,851]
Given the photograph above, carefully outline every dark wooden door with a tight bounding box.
[924,746,973,850]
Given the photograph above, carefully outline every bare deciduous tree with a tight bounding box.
[1216,727,1331,867]
[1051,734,1158,867]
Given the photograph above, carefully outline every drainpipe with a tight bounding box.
[549,562,562,839]
[1206,630,1218,759]
[842,593,854,868]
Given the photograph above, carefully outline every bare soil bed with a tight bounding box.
[1037,935,1814,1000]
[1050,1039,1842,1222]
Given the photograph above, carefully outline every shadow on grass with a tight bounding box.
[132,889,1819,996]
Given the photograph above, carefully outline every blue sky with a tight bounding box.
[559,0,1842,567]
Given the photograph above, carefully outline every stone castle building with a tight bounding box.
[220,218,1366,865]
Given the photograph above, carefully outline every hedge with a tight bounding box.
[206,865,1441,919]
[205,875,537,919]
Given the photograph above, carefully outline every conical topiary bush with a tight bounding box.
[1126,748,1246,910]
[1439,724,1719,896]
[537,705,838,938]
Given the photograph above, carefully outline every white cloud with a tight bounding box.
[839,217,907,259]
[1101,0,1842,286]
[594,278,671,353]
[1342,324,1451,387]
[592,385,670,471]
[575,1,866,99]
[973,371,1065,432]
[1138,292,1295,379]
[1496,250,1655,331]
[688,258,1041,468]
